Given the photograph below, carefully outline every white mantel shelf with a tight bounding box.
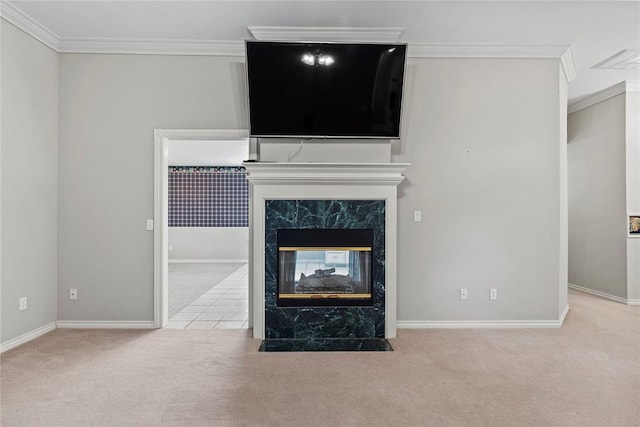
[242,162,410,185]
[244,161,409,340]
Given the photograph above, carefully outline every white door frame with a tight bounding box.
[153,129,251,328]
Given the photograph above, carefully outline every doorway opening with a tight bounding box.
[153,129,253,329]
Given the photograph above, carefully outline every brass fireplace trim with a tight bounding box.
[278,246,372,251]
[279,293,371,299]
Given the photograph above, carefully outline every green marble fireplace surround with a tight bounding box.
[244,162,409,341]
[265,200,386,339]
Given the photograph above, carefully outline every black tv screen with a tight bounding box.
[246,41,407,139]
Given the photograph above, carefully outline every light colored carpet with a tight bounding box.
[168,262,244,318]
[1,290,639,426]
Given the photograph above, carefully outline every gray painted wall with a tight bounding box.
[169,227,248,261]
[626,91,640,302]
[1,22,59,342]
[558,65,569,315]
[59,54,567,323]
[1,33,569,329]
[256,58,568,321]
[57,54,248,321]
[568,94,628,298]
[393,58,566,321]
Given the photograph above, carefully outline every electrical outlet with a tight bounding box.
[19,297,27,311]
[490,288,497,300]
[460,288,468,300]
[414,211,422,222]
[70,288,78,300]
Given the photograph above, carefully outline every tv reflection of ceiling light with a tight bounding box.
[301,54,315,65]
[301,53,334,66]
[318,55,334,66]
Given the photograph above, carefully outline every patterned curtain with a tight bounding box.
[168,166,248,227]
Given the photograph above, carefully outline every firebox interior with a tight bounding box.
[277,229,374,307]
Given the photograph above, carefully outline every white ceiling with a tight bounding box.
[3,1,640,104]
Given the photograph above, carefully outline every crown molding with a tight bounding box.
[58,38,245,56]
[409,43,573,61]
[409,43,576,81]
[0,5,577,64]
[0,7,578,81]
[408,43,571,59]
[567,81,636,114]
[248,26,404,43]
[31,37,579,70]
[57,40,575,63]
[560,45,577,82]
[0,0,59,50]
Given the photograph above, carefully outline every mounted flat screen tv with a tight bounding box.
[245,41,407,139]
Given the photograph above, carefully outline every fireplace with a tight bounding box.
[263,199,386,340]
[277,228,373,307]
[243,162,409,342]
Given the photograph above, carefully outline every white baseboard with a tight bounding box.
[397,320,564,329]
[56,321,156,329]
[0,321,56,353]
[397,306,570,329]
[568,283,631,305]
[559,304,570,325]
[168,259,248,264]
[626,299,640,306]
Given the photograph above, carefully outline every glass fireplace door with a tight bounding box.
[277,229,374,307]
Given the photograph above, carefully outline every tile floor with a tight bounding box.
[166,263,249,330]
